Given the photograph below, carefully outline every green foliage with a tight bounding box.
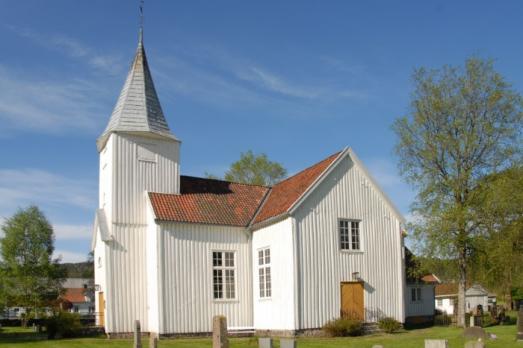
[45,311,82,339]
[378,317,402,333]
[469,167,523,302]
[223,150,287,186]
[393,57,523,326]
[434,313,452,326]
[322,318,363,337]
[0,206,66,310]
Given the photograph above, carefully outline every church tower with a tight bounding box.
[98,31,181,225]
[94,30,180,333]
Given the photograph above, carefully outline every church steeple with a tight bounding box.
[97,32,178,151]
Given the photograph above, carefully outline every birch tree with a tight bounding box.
[393,58,523,326]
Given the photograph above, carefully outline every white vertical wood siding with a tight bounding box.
[158,222,253,334]
[405,284,435,317]
[111,133,180,225]
[294,156,405,328]
[146,203,160,333]
[93,227,107,326]
[97,133,180,333]
[252,217,296,330]
[105,224,149,333]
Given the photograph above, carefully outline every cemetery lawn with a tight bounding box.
[0,324,520,348]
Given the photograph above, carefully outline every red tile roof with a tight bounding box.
[62,288,87,303]
[149,176,269,226]
[435,283,458,296]
[148,151,342,227]
[253,151,341,224]
[421,274,440,283]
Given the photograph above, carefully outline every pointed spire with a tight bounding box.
[97,33,177,151]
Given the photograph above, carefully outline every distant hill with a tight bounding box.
[61,261,94,279]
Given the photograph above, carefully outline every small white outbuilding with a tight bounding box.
[92,33,408,336]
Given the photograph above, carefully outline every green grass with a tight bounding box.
[0,325,521,348]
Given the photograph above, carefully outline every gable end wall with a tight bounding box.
[294,155,405,328]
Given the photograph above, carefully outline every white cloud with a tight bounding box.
[6,25,123,75]
[0,169,96,211]
[0,65,109,133]
[53,224,92,240]
[54,250,88,263]
[155,45,367,110]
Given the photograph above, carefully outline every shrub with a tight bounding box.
[322,318,363,337]
[45,311,82,339]
[378,317,402,333]
[434,314,452,326]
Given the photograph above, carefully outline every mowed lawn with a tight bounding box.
[0,325,521,348]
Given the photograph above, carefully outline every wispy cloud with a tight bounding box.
[54,224,92,240]
[6,24,123,75]
[154,44,368,111]
[0,65,110,134]
[0,169,96,213]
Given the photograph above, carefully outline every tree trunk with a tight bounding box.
[457,252,467,327]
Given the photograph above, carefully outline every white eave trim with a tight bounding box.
[288,147,348,215]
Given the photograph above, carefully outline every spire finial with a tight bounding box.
[138,0,144,46]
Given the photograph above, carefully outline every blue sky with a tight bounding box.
[1,0,522,262]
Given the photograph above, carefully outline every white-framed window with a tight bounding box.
[212,251,236,300]
[437,299,443,306]
[411,287,422,302]
[339,219,361,251]
[258,248,271,298]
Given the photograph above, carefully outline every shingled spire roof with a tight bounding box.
[97,31,177,151]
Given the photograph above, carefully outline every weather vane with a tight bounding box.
[139,0,144,41]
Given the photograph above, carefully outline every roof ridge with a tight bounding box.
[272,150,342,187]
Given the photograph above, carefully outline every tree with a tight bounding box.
[213,150,287,186]
[470,166,523,308]
[393,58,523,326]
[0,206,66,318]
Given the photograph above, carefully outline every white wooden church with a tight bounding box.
[92,32,408,336]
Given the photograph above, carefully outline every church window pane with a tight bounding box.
[212,251,235,300]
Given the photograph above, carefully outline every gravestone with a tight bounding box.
[424,339,448,348]
[149,334,158,348]
[372,345,384,348]
[517,305,523,341]
[259,337,273,348]
[463,326,487,340]
[134,320,142,348]
[464,341,485,348]
[280,338,297,348]
[212,315,229,348]
[469,315,475,327]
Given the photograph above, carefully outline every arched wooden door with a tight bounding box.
[340,282,364,320]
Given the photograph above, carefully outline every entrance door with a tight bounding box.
[98,292,105,327]
[340,282,364,320]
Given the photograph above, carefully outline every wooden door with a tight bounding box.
[340,282,364,320]
[98,292,105,327]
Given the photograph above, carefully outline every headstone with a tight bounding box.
[464,341,485,348]
[149,334,158,348]
[469,315,475,327]
[134,320,142,348]
[212,315,229,348]
[425,339,449,348]
[463,326,487,340]
[280,338,297,348]
[372,345,384,348]
[259,337,273,348]
[517,305,523,341]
